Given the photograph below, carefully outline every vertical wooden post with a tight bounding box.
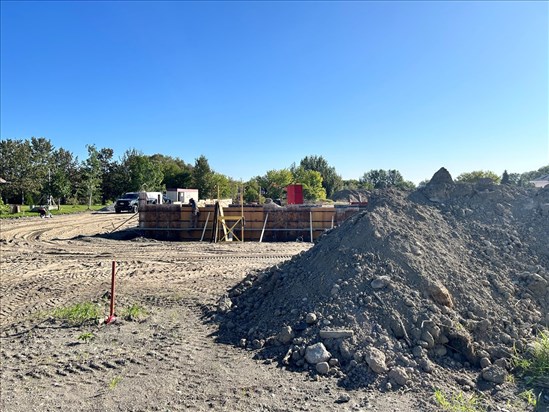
[200,212,211,242]
[310,211,314,243]
[260,212,269,243]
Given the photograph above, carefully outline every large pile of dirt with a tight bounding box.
[216,168,549,407]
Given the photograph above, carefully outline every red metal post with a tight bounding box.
[106,261,116,324]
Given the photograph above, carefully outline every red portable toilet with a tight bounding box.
[286,184,304,205]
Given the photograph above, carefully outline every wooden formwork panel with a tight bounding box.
[138,204,361,242]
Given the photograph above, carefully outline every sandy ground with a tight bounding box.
[1,211,437,411]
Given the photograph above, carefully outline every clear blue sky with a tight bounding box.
[1,1,548,184]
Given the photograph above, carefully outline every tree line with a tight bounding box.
[0,137,547,206]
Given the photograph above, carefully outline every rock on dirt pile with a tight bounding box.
[216,168,549,397]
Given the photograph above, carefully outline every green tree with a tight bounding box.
[456,170,500,184]
[244,178,263,203]
[0,139,33,203]
[50,148,79,203]
[211,172,233,199]
[501,170,510,185]
[191,155,214,200]
[292,167,326,201]
[341,179,360,190]
[507,173,521,186]
[121,149,164,193]
[81,145,102,208]
[30,137,54,201]
[97,148,116,204]
[397,180,416,190]
[257,169,293,200]
[518,165,549,187]
[359,169,386,189]
[0,137,56,204]
[150,154,193,190]
[298,155,343,198]
[359,169,410,189]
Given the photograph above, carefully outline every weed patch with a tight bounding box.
[512,330,549,387]
[77,332,95,343]
[433,388,485,412]
[52,302,102,325]
[519,389,538,408]
[119,304,147,321]
[109,376,122,390]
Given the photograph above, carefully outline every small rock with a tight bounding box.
[364,347,387,374]
[456,376,475,388]
[277,326,294,344]
[494,358,508,369]
[388,367,408,386]
[404,299,415,307]
[411,246,423,256]
[371,276,391,289]
[427,282,454,308]
[339,341,353,360]
[433,345,447,357]
[419,358,434,373]
[412,346,425,358]
[421,331,435,348]
[305,343,331,364]
[316,362,330,375]
[479,357,491,368]
[305,313,318,324]
[438,334,449,344]
[335,393,351,404]
[217,296,233,313]
[482,365,507,384]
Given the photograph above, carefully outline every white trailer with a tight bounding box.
[165,188,199,204]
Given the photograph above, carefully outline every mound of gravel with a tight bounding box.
[216,168,549,403]
[331,189,371,203]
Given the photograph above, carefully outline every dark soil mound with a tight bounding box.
[215,176,549,408]
[428,167,454,185]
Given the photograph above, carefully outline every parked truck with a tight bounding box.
[115,191,168,213]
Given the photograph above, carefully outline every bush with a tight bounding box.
[0,198,10,215]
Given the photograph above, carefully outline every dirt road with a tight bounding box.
[0,212,432,411]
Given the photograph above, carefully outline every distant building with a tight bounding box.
[530,174,549,188]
